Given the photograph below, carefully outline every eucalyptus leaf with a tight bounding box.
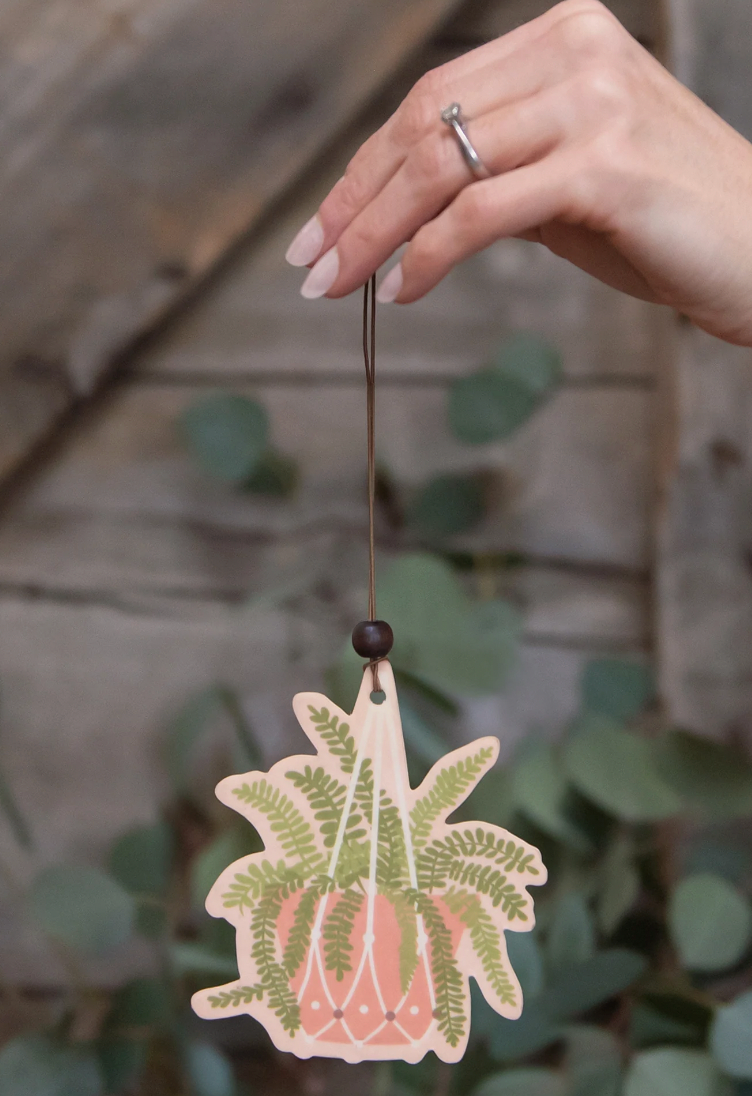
[0,1034,103,1096]
[711,991,752,1079]
[183,1040,236,1096]
[566,1026,622,1096]
[29,866,135,956]
[507,930,544,999]
[449,334,562,445]
[512,741,589,851]
[107,977,171,1028]
[472,1067,565,1096]
[191,827,263,909]
[243,447,297,497]
[96,1038,146,1095]
[597,837,640,936]
[171,941,239,978]
[546,893,595,976]
[487,1000,563,1062]
[180,393,268,484]
[542,949,647,1021]
[564,714,681,822]
[109,821,173,897]
[669,873,752,972]
[629,1002,703,1049]
[408,474,485,538]
[581,659,654,722]
[624,1048,732,1096]
[375,553,521,695]
[452,764,513,828]
[398,698,450,766]
[654,731,752,820]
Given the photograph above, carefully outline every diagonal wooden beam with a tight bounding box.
[0,0,464,480]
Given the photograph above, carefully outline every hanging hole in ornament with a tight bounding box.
[370,689,386,705]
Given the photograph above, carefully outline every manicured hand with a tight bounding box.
[285,0,752,346]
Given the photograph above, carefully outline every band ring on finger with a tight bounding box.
[440,102,492,180]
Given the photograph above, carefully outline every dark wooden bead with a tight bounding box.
[351,619,394,660]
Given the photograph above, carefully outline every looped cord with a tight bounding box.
[362,275,381,693]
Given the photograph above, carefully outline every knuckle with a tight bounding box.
[394,70,444,146]
[575,64,631,114]
[555,5,621,56]
[406,133,456,185]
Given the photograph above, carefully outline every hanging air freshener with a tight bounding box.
[192,277,547,1063]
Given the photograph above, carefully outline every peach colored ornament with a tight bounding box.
[192,662,546,1063]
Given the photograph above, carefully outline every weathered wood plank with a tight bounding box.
[3,381,653,568]
[657,0,752,739]
[0,0,464,478]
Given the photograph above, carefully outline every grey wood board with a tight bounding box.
[656,0,752,739]
[0,590,644,983]
[2,381,654,569]
[0,0,464,478]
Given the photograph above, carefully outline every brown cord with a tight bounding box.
[362,275,381,692]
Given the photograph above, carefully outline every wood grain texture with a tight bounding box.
[657,0,752,739]
[0,0,463,478]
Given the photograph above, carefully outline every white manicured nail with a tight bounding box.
[300,247,339,298]
[285,214,324,267]
[377,263,403,304]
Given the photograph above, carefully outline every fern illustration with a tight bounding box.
[323,888,365,981]
[193,664,546,1064]
[306,705,357,772]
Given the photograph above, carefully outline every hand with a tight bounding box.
[285,0,752,346]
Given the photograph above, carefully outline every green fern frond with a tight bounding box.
[427,860,529,920]
[285,765,365,847]
[208,984,264,1009]
[222,858,305,912]
[232,778,322,867]
[282,887,319,978]
[334,841,369,890]
[444,890,517,1008]
[421,829,539,874]
[353,757,407,887]
[307,706,357,773]
[404,889,466,1048]
[322,888,365,981]
[410,746,495,849]
[391,890,420,996]
[250,887,301,1034]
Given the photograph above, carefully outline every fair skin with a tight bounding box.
[284,0,752,347]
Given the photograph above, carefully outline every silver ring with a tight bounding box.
[440,102,491,180]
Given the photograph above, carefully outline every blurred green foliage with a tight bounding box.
[1,332,751,1095]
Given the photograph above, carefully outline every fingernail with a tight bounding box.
[377,262,403,304]
[300,246,339,299]
[285,214,324,267]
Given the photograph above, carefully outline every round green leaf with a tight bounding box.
[183,1041,236,1096]
[581,659,655,722]
[191,827,262,909]
[566,1026,622,1096]
[408,474,485,538]
[625,1049,732,1096]
[0,1034,103,1096]
[512,741,589,851]
[669,874,752,972]
[506,930,544,1000]
[30,866,135,955]
[546,893,595,976]
[496,333,563,394]
[542,949,647,1021]
[108,977,171,1027]
[711,990,752,1079]
[487,1001,562,1062]
[180,393,268,483]
[449,369,540,444]
[242,447,297,497]
[472,1067,565,1096]
[597,838,640,937]
[109,821,173,897]
[654,731,752,820]
[564,714,681,822]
